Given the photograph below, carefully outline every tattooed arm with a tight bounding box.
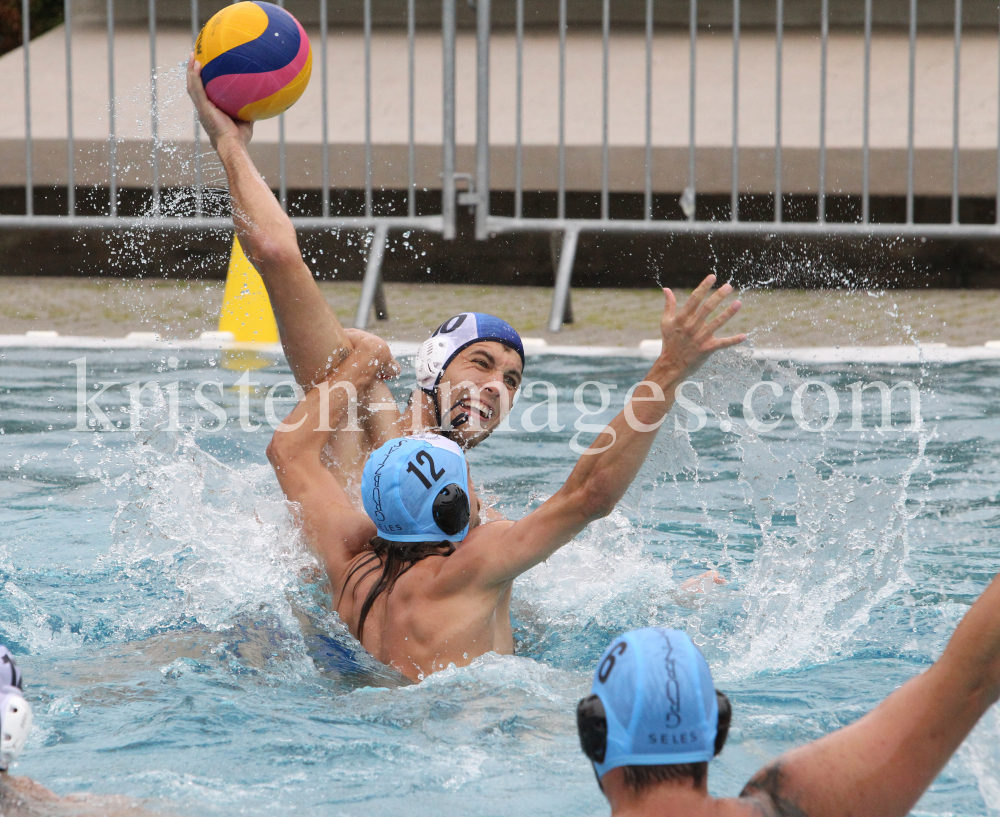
[739,570,1000,817]
[740,764,810,817]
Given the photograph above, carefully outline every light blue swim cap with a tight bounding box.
[589,628,718,778]
[361,435,471,543]
[415,312,525,393]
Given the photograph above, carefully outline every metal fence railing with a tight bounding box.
[4,1,1000,333]
[469,0,1000,331]
[2,0,461,329]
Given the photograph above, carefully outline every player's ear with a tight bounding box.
[714,690,731,756]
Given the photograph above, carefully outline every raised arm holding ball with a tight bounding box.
[187,6,529,509]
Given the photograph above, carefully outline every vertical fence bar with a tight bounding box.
[686,0,696,221]
[515,0,524,219]
[643,0,653,220]
[407,0,416,218]
[279,116,287,210]
[862,0,871,223]
[320,0,329,217]
[355,223,388,329]
[442,0,456,238]
[997,3,999,225]
[906,0,916,223]
[774,0,783,222]
[730,0,739,221]
[951,0,962,224]
[558,0,566,220]
[22,0,32,217]
[818,0,827,222]
[192,0,202,217]
[149,0,160,214]
[65,0,75,216]
[475,0,490,239]
[600,0,610,220]
[364,0,373,218]
[547,225,579,333]
[276,0,286,212]
[107,0,117,216]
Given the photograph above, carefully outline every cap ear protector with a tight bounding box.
[0,691,33,771]
[0,648,22,691]
[432,483,470,536]
[576,690,732,767]
[576,694,609,764]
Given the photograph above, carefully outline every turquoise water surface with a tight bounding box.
[1,347,998,815]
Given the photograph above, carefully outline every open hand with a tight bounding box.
[186,53,253,152]
[658,275,746,381]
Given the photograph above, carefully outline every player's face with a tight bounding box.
[436,341,523,448]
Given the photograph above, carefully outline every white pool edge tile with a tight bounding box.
[3,334,1000,364]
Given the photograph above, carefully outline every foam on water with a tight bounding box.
[106,393,313,638]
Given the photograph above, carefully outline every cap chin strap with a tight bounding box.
[424,387,469,442]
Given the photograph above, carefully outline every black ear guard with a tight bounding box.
[576,690,732,764]
[432,483,470,536]
[576,694,608,763]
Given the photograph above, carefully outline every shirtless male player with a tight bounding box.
[576,577,1000,817]
[186,56,740,511]
[268,281,745,681]
[187,56,530,508]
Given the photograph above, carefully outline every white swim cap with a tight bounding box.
[0,687,32,771]
[0,646,31,771]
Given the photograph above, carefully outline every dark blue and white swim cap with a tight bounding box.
[416,313,525,393]
[361,434,471,543]
[588,628,718,778]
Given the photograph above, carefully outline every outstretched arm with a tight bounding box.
[741,570,1000,817]
[267,334,400,592]
[461,276,745,586]
[187,55,353,389]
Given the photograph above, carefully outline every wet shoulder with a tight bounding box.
[445,520,517,566]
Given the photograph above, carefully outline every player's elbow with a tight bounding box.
[579,483,617,522]
[245,228,302,274]
[266,430,297,469]
[265,435,283,466]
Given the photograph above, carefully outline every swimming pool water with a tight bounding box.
[1,347,998,815]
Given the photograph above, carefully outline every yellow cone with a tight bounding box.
[219,235,278,371]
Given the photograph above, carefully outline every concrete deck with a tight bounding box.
[2,25,998,196]
[2,277,999,348]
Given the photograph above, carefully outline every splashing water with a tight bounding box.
[1,347,998,814]
[106,389,314,640]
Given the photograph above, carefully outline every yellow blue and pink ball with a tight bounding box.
[195,1,312,121]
